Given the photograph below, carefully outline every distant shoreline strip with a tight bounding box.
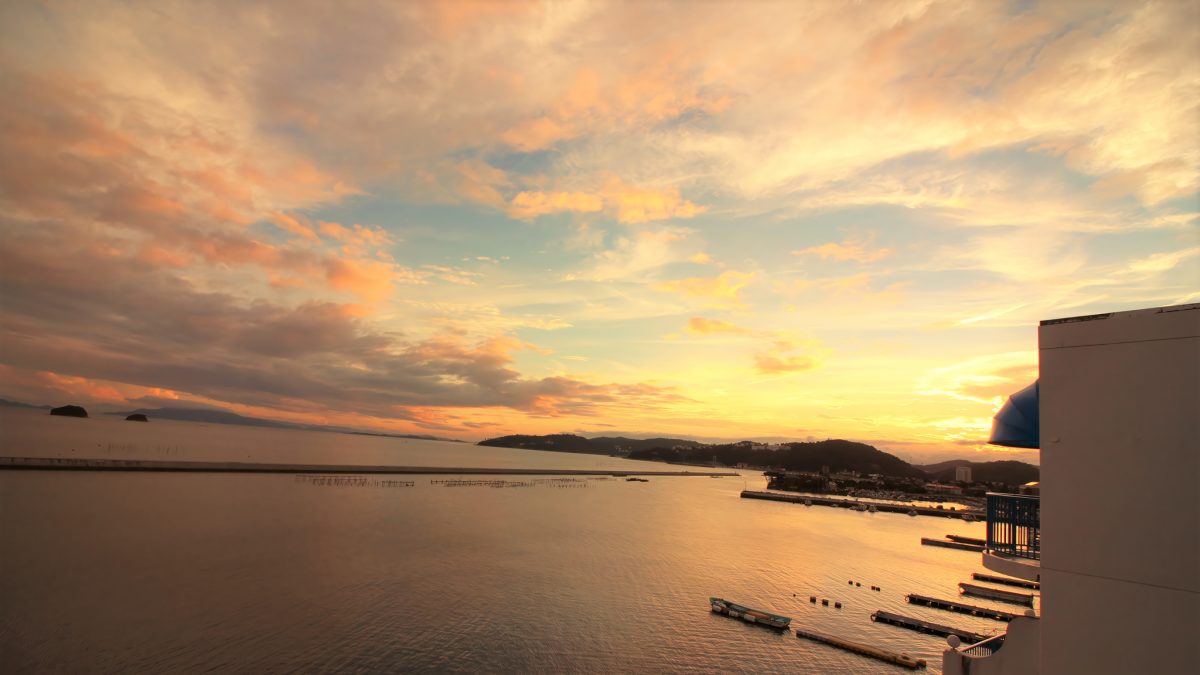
[0,456,739,477]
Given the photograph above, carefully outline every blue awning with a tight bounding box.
[989,380,1039,449]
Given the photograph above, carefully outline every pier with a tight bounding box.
[740,491,982,519]
[794,627,927,670]
[959,582,1035,606]
[905,594,1021,622]
[0,456,737,477]
[870,610,990,643]
[972,573,1040,590]
[920,537,984,552]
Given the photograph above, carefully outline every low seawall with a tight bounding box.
[740,490,982,519]
[0,456,739,477]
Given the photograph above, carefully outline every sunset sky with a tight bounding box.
[1,1,1196,461]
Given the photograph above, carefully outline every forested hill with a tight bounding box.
[477,434,705,455]
[919,459,1040,485]
[628,439,924,478]
[478,434,924,479]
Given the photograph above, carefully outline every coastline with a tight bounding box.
[0,456,738,477]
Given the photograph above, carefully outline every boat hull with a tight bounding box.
[709,597,791,630]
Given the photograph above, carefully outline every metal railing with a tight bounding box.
[986,493,1040,560]
[962,633,1006,657]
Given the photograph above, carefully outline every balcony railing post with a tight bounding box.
[985,493,1040,560]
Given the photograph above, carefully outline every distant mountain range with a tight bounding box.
[918,459,1040,485]
[0,398,459,443]
[477,434,706,455]
[106,407,461,442]
[0,398,51,410]
[479,433,1038,484]
[110,406,302,429]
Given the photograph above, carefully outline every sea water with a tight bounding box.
[0,409,1011,673]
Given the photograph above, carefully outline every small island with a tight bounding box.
[49,404,88,418]
[125,413,149,422]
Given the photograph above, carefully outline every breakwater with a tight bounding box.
[0,456,738,477]
[740,490,982,519]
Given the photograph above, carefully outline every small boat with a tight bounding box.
[625,477,649,482]
[710,597,791,630]
[868,504,878,513]
[804,499,813,506]
[907,509,918,517]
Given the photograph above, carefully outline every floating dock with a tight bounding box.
[906,594,1021,622]
[946,534,986,546]
[870,610,989,643]
[959,582,1035,606]
[740,491,982,519]
[0,456,737,477]
[972,573,1040,590]
[920,537,984,552]
[794,627,927,670]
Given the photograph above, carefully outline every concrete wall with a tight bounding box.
[1039,305,1199,675]
[942,616,1041,675]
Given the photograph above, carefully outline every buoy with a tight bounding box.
[810,596,816,603]
[856,582,861,587]
[848,580,854,585]
[835,602,842,609]
[822,599,829,606]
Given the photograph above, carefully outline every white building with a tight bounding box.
[954,465,972,483]
[944,304,1199,675]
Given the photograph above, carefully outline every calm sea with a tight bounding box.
[0,408,1016,673]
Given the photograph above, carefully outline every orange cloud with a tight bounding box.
[269,211,319,241]
[501,116,572,153]
[454,160,513,208]
[603,177,705,224]
[792,233,892,263]
[655,270,754,306]
[508,190,605,219]
[318,221,392,249]
[508,178,705,224]
[754,353,817,375]
[686,317,749,335]
[324,258,397,303]
[498,59,732,153]
[137,245,194,268]
[751,336,824,375]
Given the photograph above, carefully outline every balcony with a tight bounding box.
[942,615,1040,675]
[983,493,1041,582]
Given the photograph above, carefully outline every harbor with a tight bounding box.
[739,490,983,519]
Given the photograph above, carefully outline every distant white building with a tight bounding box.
[944,304,1198,675]
[926,482,963,494]
[954,465,972,483]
